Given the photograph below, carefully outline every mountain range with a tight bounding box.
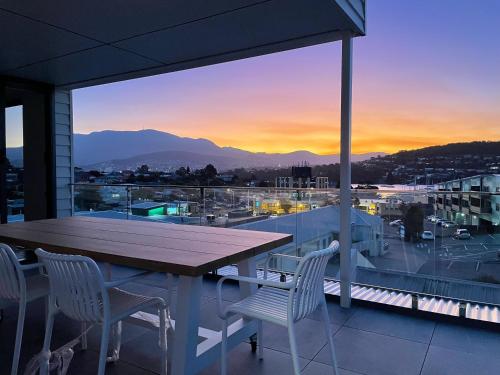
[7,129,383,171]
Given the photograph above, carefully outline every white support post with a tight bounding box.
[171,275,203,375]
[340,32,353,308]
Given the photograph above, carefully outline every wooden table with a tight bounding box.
[0,216,292,374]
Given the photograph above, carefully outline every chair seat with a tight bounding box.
[25,274,50,302]
[108,287,165,322]
[225,286,290,326]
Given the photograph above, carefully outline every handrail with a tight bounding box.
[70,183,500,195]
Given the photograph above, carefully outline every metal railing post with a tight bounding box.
[340,32,353,308]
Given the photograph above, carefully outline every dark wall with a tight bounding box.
[23,91,51,220]
[1,77,55,222]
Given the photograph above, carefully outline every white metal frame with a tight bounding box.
[35,249,169,375]
[169,258,260,375]
[0,243,49,375]
[217,242,340,375]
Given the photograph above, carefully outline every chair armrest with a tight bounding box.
[264,253,302,279]
[216,275,293,319]
[19,262,44,271]
[104,271,153,288]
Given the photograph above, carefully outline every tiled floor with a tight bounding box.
[1,272,500,375]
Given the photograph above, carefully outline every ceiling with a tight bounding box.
[0,0,365,89]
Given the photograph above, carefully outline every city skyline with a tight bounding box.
[6,0,500,154]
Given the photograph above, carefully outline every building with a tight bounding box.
[276,165,329,189]
[435,174,500,228]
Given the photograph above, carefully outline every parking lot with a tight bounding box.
[377,221,500,275]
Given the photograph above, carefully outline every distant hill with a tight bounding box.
[245,141,500,185]
[355,141,500,184]
[72,129,383,171]
[390,141,500,159]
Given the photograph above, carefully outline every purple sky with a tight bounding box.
[7,0,500,154]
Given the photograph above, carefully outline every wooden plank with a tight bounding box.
[68,216,284,241]
[0,217,292,276]
[32,217,282,245]
[8,222,250,256]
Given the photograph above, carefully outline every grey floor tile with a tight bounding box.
[303,361,364,375]
[431,322,500,357]
[308,301,357,326]
[67,348,156,375]
[314,327,427,375]
[199,343,309,375]
[201,277,243,302]
[344,307,435,343]
[421,345,500,375]
[117,330,168,374]
[260,318,341,360]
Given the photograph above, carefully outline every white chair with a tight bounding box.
[35,249,169,375]
[0,243,49,375]
[217,242,340,375]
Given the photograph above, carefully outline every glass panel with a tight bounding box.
[72,183,500,306]
[5,106,23,223]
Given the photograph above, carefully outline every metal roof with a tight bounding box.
[0,0,365,89]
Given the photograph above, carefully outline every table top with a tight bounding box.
[0,216,293,276]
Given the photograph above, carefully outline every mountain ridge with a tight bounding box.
[71,129,384,170]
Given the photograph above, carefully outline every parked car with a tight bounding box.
[399,225,405,239]
[389,219,403,227]
[442,221,457,228]
[427,215,439,223]
[421,231,434,240]
[454,229,471,240]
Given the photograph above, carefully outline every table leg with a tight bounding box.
[237,258,259,350]
[104,263,122,362]
[171,275,203,375]
[237,257,257,298]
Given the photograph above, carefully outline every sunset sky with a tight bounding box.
[6,0,500,154]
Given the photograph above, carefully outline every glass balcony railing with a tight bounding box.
[72,183,500,307]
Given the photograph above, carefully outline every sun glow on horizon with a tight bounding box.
[71,1,500,155]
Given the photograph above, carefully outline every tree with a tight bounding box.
[386,171,396,184]
[175,167,187,177]
[204,164,217,179]
[74,187,103,211]
[402,204,424,242]
[132,188,155,201]
[137,164,149,174]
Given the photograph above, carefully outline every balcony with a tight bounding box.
[2,269,500,375]
[72,184,500,320]
[1,2,500,374]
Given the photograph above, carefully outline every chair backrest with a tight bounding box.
[0,243,24,300]
[289,241,339,321]
[35,249,108,323]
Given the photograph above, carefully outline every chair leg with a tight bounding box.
[159,308,168,375]
[40,309,56,375]
[98,323,111,375]
[321,300,339,375]
[166,273,177,314]
[287,322,301,375]
[11,302,26,375]
[107,321,122,362]
[257,320,264,360]
[81,322,88,350]
[221,319,228,375]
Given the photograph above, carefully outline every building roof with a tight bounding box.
[0,0,365,89]
[130,202,166,210]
